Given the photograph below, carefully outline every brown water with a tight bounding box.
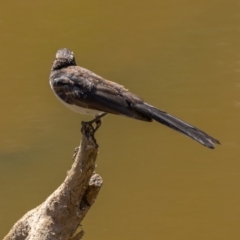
[0,1,240,239]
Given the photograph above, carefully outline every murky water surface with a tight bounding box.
[0,1,240,239]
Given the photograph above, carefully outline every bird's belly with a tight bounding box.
[61,101,103,115]
[50,82,103,116]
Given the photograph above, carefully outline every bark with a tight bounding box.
[4,128,103,240]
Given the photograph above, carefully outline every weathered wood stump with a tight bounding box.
[4,124,103,240]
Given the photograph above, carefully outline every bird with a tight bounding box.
[49,48,220,149]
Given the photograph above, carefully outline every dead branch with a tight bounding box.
[4,126,103,240]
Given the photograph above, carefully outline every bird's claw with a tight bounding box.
[81,121,98,147]
[80,113,107,147]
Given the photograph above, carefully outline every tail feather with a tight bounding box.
[134,103,220,149]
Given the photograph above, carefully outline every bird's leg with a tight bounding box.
[81,113,108,146]
[86,113,108,128]
[92,113,108,133]
[81,113,107,132]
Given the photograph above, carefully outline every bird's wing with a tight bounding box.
[51,75,152,121]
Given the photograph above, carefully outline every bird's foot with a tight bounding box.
[81,121,98,147]
[80,113,107,147]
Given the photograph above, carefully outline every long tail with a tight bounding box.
[134,102,220,149]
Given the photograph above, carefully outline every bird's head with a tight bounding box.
[52,48,77,70]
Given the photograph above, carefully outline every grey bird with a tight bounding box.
[49,48,220,149]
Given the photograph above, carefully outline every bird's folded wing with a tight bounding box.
[52,76,151,121]
[76,81,152,121]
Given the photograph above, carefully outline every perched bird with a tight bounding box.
[50,48,220,149]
